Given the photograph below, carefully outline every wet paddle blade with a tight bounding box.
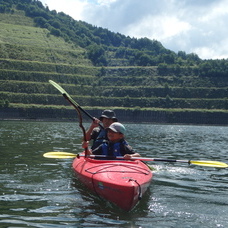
[43,152,77,159]
[190,160,228,168]
[49,80,68,95]
[49,80,80,106]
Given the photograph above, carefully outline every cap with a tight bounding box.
[108,122,126,134]
[99,110,118,121]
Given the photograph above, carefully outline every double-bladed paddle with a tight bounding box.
[47,80,227,169]
[43,152,228,168]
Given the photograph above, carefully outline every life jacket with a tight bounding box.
[101,140,128,156]
[91,129,107,150]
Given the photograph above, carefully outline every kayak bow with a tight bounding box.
[72,155,153,211]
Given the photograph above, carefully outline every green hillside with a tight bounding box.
[0,0,228,124]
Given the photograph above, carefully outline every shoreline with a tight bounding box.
[1,107,228,126]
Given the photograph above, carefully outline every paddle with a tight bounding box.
[43,152,228,168]
[49,80,103,129]
[49,80,91,156]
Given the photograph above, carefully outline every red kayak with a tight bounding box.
[72,155,153,211]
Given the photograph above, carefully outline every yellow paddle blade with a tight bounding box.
[190,160,228,168]
[49,80,68,95]
[43,152,77,159]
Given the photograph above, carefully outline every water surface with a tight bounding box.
[0,121,228,227]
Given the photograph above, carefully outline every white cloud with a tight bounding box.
[40,0,228,59]
[126,15,192,43]
[97,0,117,6]
[41,0,88,20]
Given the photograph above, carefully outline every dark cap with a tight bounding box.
[99,110,118,121]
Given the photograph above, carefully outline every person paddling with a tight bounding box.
[83,122,140,160]
[84,110,118,150]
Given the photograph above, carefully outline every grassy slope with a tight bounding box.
[0,10,97,108]
[0,15,91,65]
[0,11,227,124]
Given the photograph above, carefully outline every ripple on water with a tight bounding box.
[1,121,228,227]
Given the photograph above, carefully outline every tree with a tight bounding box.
[34,16,47,27]
[138,54,152,66]
[50,27,61,36]
[177,51,187,60]
[87,45,107,66]
[158,63,168,75]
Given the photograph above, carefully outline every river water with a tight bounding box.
[0,120,228,227]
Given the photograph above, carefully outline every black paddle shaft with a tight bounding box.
[153,158,190,164]
[62,94,104,129]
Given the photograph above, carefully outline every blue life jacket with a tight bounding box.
[91,129,107,150]
[101,140,128,156]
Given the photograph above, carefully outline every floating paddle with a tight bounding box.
[49,80,103,129]
[43,152,228,168]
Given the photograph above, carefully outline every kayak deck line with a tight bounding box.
[85,163,151,175]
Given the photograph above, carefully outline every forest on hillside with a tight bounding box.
[1,0,228,76]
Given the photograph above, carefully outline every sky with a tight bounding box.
[40,0,228,60]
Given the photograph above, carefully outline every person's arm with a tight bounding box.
[123,153,140,160]
[85,118,100,141]
[122,142,140,160]
[81,141,93,155]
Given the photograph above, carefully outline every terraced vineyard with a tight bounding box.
[0,10,228,124]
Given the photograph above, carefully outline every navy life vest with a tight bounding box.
[91,129,107,150]
[101,140,128,156]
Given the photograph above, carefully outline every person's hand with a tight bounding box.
[123,153,140,160]
[91,118,100,128]
[123,154,133,160]
[82,141,89,149]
